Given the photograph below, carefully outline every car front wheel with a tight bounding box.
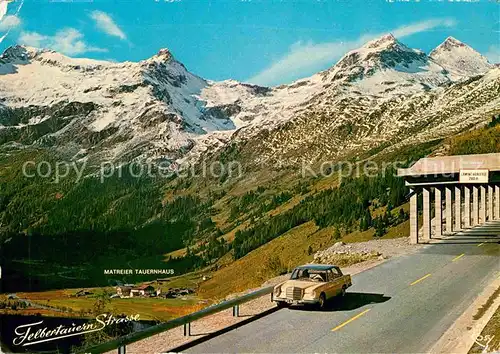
[340,285,347,297]
[318,293,327,310]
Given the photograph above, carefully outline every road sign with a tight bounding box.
[459,169,489,183]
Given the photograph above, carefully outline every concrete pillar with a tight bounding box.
[480,186,486,224]
[464,186,471,228]
[455,186,461,230]
[445,186,453,234]
[473,186,479,226]
[435,187,442,237]
[488,185,494,221]
[496,185,500,220]
[422,188,431,242]
[410,190,419,244]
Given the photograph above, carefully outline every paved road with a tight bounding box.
[186,222,500,353]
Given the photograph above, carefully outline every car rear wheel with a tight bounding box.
[318,293,327,310]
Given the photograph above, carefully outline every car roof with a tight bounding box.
[294,264,337,271]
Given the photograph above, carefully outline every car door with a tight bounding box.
[329,268,343,297]
[333,266,348,290]
[325,270,339,299]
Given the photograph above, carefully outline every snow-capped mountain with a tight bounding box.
[234,67,499,167]
[0,46,235,163]
[199,34,499,167]
[430,36,494,78]
[319,33,453,94]
[0,34,497,167]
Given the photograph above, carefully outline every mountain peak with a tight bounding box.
[430,36,493,77]
[328,34,427,83]
[149,48,174,62]
[364,33,400,49]
[443,36,464,46]
[431,36,469,55]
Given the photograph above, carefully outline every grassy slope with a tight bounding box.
[32,297,202,322]
[468,286,500,353]
[9,288,203,322]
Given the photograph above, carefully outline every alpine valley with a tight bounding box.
[0,34,499,311]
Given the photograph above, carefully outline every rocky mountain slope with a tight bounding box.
[0,34,498,167]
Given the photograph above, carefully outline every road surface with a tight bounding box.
[185,221,500,353]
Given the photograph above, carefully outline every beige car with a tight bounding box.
[272,264,352,309]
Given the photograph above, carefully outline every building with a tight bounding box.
[130,284,157,297]
[116,286,133,298]
[116,284,160,298]
[398,153,500,244]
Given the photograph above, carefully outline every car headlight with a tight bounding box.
[274,287,281,296]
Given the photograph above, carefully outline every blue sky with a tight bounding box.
[0,0,498,86]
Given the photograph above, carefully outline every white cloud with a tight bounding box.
[18,31,45,47]
[0,14,20,31]
[485,45,499,64]
[90,10,126,40]
[391,18,456,38]
[0,0,23,45]
[248,18,457,86]
[19,28,107,55]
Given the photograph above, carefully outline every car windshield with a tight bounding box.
[290,268,327,282]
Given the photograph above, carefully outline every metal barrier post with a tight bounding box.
[118,345,126,354]
[232,304,239,317]
[183,322,191,336]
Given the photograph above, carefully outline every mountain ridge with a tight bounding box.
[0,35,497,167]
